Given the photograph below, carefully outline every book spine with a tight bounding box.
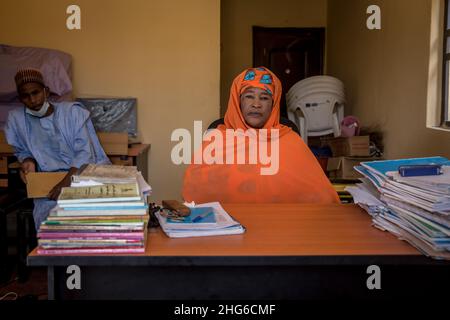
[54,210,147,217]
[37,247,145,255]
[38,232,144,239]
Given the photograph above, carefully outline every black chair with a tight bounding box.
[0,189,33,284]
[0,161,35,284]
[16,203,36,282]
[207,117,301,136]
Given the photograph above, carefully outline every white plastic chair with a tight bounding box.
[286,76,345,144]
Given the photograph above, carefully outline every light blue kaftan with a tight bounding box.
[5,102,111,229]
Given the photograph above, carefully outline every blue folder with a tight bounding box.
[361,157,450,178]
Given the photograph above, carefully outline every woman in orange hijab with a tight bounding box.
[183,67,339,204]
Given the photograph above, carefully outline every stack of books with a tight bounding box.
[155,202,245,238]
[37,165,151,255]
[345,157,450,260]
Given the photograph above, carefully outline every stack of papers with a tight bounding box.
[155,202,245,238]
[346,157,450,260]
[71,164,152,196]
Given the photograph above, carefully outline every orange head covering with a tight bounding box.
[182,67,339,204]
[223,66,291,136]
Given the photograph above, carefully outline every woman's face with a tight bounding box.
[240,87,273,128]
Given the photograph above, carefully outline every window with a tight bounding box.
[443,0,450,125]
[426,0,447,129]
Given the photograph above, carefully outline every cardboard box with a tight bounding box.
[324,136,370,157]
[26,172,67,198]
[0,130,14,153]
[327,156,381,180]
[97,132,129,155]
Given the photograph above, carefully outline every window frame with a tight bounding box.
[442,0,450,126]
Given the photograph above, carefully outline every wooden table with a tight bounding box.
[28,204,450,300]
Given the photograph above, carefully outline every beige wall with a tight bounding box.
[3,0,445,200]
[220,0,327,115]
[327,0,450,159]
[0,0,220,201]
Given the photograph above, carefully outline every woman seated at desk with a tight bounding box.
[183,67,339,204]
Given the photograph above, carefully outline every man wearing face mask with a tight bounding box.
[5,68,110,229]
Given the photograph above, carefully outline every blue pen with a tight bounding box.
[192,210,214,222]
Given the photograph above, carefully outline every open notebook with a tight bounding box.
[156,202,245,238]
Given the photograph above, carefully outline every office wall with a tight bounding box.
[0,0,220,200]
[220,0,327,115]
[327,0,450,159]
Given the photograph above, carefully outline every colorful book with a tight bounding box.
[38,232,144,239]
[46,215,149,221]
[59,200,146,208]
[51,208,148,217]
[37,247,145,255]
[39,224,144,231]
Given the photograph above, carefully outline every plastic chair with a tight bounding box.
[286,76,345,144]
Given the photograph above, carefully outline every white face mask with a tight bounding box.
[25,100,50,117]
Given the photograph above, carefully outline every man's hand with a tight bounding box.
[20,158,36,184]
[47,167,79,201]
[47,177,71,200]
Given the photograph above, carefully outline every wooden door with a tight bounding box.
[253,27,325,116]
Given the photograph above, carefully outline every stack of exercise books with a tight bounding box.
[155,202,245,238]
[37,164,150,255]
[345,156,450,260]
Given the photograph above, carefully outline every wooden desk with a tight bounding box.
[28,204,450,300]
